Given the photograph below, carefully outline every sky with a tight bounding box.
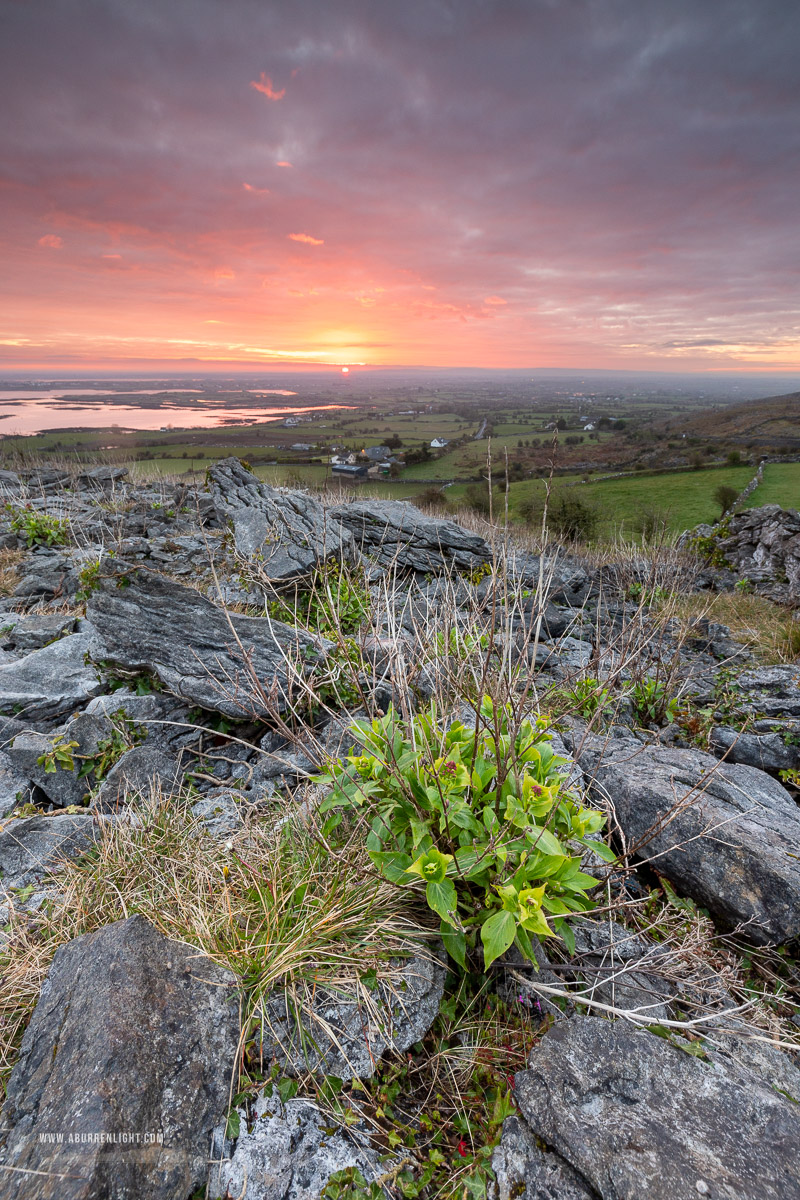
[1,0,799,373]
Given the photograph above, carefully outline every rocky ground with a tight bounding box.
[0,459,798,1199]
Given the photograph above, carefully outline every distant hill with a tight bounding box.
[662,391,800,452]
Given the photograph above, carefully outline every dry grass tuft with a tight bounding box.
[660,590,800,664]
[0,788,433,1090]
[0,548,25,598]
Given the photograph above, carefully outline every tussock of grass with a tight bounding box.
[0,789,434,1090]
[0,547,24,597]
[661,590,800,664]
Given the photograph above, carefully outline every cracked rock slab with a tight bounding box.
[512,1016,800,1200]
[0,915,240,1200]
[0,633,102,723]
[209,456,352,582]
[578,739,800,944]
[0,813,103,894]
[260,943,446,1080]
[209,1092,390,1200]
[87,560,330,719]
[328,499,491,574]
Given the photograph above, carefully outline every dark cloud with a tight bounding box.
[0,0,798,367]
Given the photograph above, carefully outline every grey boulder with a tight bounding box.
[191,788,244,837]
[87,561,330,719]
[734,664,800,718]
[511,1016,800,1200]
[710,725,799,772]
[507,550,594,606]
[4,612,75,651]
[491,1114,596,1200]
[0,633,102,722]
[92,745,183,809]
[329,499,491,574]
[209,456,352,580]
[0,813,102,893]
[579,740,800,944]
[0,915,240,1200]
[261,943,446,1079]
[210,1092,390,1200]
[0,751,33,818]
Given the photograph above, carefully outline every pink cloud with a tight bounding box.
[484,295,507,306]
[288,232,324,246]
[249,73,285,100]
[38,234,63,248]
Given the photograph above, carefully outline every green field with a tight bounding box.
[583,465,755,534]
[493,461,799,538]
[744,462,800,511]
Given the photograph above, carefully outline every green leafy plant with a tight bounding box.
[76,559,102,602]
[631,677,680,726]
[627,581,668,605]
[555,677,613,721]
[689,520,731,569]
[268,562,370,637]
[318,697,610,970]
[713,484,739,517]
[33,710,145,787]
[36,736,79,774]
[81,709,147,781]
[462,561,492,586]
[5,504,68,548]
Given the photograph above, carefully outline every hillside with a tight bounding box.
[0,462,798,1198]
[661,390,800,452]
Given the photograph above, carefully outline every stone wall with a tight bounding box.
[716,504,800,606]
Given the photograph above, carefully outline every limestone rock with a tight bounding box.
[709,725,799,772]
[210,1092,389,1200]
[92,745,183,809]
[491,1114,597,1200]
[512,1016,800,1200]
[209,456,352,581]
[329,499,491,574]
[0,915,240,1200]
[0,751,33,819]
[261,943,446,1079]
[0,813,102,894]
[0,634,102,722]
[87,560,330,718]
[578,739,800,944]
[715,504,800,606]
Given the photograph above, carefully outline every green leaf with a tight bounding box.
[359,967,378,990]
[481,909,517,968]
[527,827,564,855]
[582,838,617,863]
[519,906,554,937]
[426,877,459,927]
[440,924,467,970]
[225,1109,241,1140]
[276,1077,299,1104]
[514,924,535,962]
[559,919,576,956]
